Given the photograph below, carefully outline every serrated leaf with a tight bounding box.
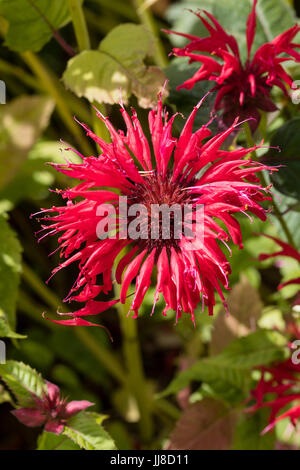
[263,118,300,200]
[63,411,117,450]
[166,398,238,450]
[37,431,81,450]
[159,330,287,397]
[63,23,167,108]
[0,360,45,406]
[211,277,263,355]
[0,95,55,189]
[0,215,24,338]
[0,0,81,52]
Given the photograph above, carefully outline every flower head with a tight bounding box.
[248,325,300,434]
[37,93,275,327]
[12,381,93,434]
[166,0,300,131]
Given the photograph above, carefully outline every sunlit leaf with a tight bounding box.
[64,411,117,450]
[63,23,167,108]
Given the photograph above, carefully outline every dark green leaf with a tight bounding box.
[264,118,300,200]
[0,0,80,52]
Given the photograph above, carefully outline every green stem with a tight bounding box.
[0,58,43,91]
[0,57,91,125]
[67,0,91,52]
[21,51,93,156]
[243,122,296,248]
[91,0,137,21]
[133,0,168,68]
[114,283,153,443]
[67,0,110,145]
[21,263,127,385]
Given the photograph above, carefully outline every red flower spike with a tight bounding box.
[166,0,300,131]
[12,381,94,435]
[37,93,276,325]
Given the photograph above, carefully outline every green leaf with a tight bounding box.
[210,277,263,355]
[0,0,80,52]
[0,360,45,406]
[233,409,275,450]
[37,431,81,451]
[63,23,167,108]
[270,189,300,250]
[159,330,287,397]
[63,412,117,450]
[0,95,55,190]
[0,215,24,338]
[263,118,300,200]
[166,0,297,61]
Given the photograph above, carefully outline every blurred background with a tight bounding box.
[0,0,300,450]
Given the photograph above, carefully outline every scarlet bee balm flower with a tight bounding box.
[248,324,300,435]
[38,93,275,328]
[166,0,300,131]
[12,381,93,435]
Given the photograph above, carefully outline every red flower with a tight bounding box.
[37,93,275,327]
[248,324,300,434]
[166,0,300,131]
[258,234,300,290]
[12,381,93,434]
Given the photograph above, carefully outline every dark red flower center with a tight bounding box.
[125,170,198,255]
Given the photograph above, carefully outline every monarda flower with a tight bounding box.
[37,93,275,328]
[166,0,300,131]
[248,324,300,434]
[12,381,93,434]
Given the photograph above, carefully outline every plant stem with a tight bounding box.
[21,263,127,385]
[67,0,110,145]
[132,0,168,68]
[67,0,91,52]
[243,122,296,248]
[21,51,93,156]
[114,283,153,443]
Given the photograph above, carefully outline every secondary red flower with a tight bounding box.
[258,234,300,290]
[248,325,300,434]
[166,0,300,131]
[37,93,275,327]
[12,381,93,434]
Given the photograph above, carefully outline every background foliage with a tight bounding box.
[0,0,299,450]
